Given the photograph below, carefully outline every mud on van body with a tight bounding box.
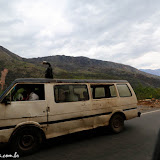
[0,78,140,155]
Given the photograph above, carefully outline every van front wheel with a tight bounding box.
[109,114,124,133]
[10,127,42,156]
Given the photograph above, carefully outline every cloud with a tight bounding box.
[127,52,160,69]
[0,0,160,69]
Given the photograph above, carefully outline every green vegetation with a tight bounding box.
[135,84,160,100]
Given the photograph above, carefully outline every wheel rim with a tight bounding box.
[113,117,123,128]
[19,134,35,150]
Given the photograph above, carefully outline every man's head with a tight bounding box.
[43,61,51,67]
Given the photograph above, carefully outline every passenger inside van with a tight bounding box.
[22,91,28,101]
[12,87,24,101]
[11,84,45,101]
[26,88,39,101]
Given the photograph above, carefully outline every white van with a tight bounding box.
[0,78,140,155]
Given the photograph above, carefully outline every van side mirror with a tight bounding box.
[2,97,11,105]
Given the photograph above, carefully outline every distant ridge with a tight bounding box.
[140,69,160,76]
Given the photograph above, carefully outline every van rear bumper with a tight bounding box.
[124,108,141,120]
[138,112,141,117]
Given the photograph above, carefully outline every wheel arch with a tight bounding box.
[9,121,46,143]
[109,111,126,123]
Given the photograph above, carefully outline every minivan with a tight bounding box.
[0,78,141,155]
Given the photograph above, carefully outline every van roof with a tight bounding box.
[0,78,128,102]
[14,78,128,84]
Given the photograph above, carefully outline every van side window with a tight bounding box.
[54,84,89,103]
[117,84,132,97]
[95,87,105,98]
[109,85,117,97]
[91,85,117,99]
[10,84,45,101]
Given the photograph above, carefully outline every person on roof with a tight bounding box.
[43,61,53,79]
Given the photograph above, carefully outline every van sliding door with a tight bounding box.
[46,84,91,138]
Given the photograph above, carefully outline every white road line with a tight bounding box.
[142,109,160,115]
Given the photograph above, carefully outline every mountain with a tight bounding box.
[0,46,160,91]
[24,55,160,88]
[140,69,160,76]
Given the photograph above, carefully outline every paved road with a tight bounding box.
[1,110,160,160]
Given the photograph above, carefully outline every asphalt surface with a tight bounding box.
[1,110,160,160]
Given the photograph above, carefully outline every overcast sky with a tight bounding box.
[0,0,159,69]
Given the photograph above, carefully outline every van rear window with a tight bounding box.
[117,84,132,97]
[54,84,89,103]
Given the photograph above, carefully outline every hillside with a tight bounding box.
[0,46,160,92]
[0,46,45,88]
[25,55,160,88]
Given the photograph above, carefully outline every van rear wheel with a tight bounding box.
[109,114,124,133]
[10,127,42,156]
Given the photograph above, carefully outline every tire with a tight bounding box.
[10,127,43,156]
[109,114,124,133]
